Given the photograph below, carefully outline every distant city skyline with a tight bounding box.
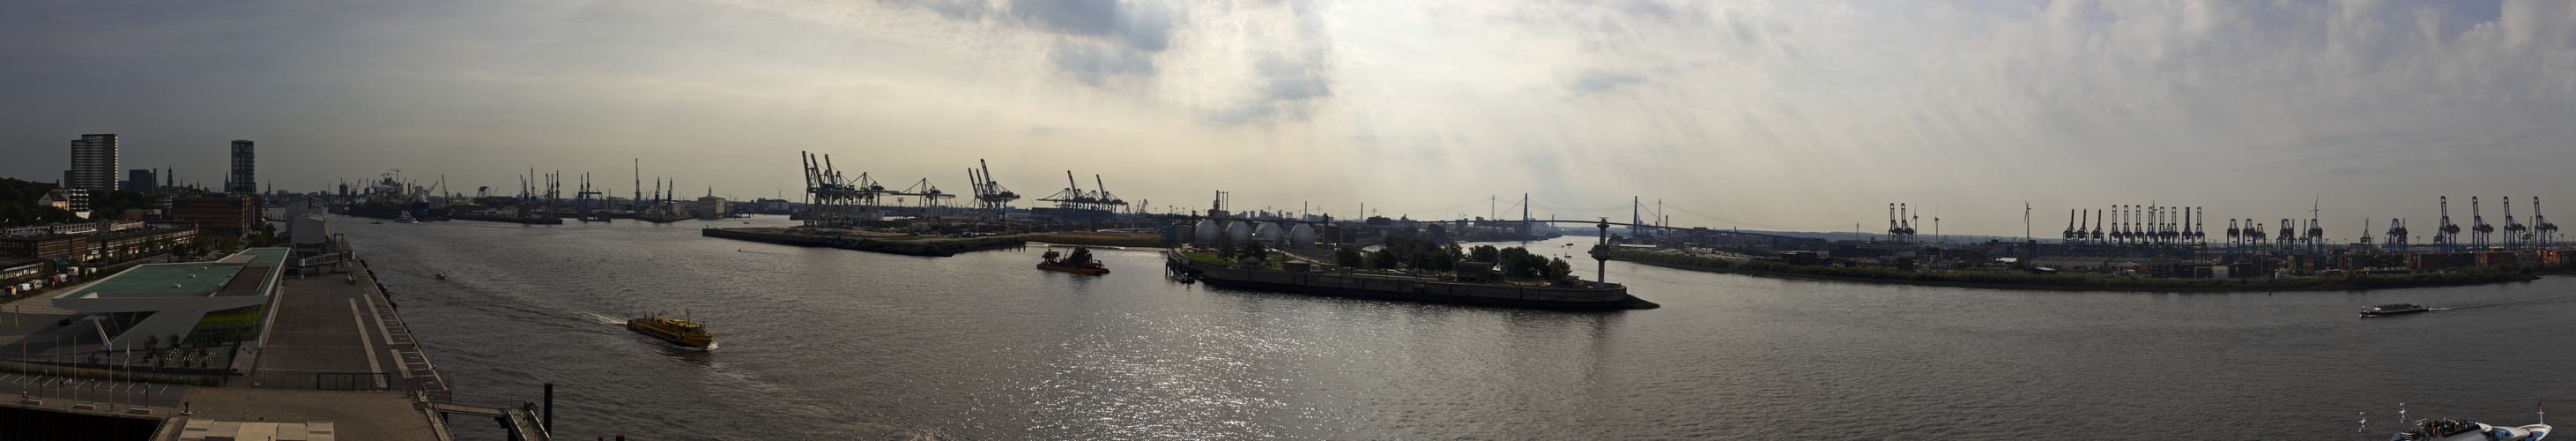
[5,0,2572,237]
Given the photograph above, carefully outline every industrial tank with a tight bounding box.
[1194,219,1220,244]
[1290,224,1317,245]
[1256,222,1286,243]
[1227,221,1253,244]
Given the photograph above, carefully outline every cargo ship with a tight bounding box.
[337,172,450,220]
[627,312,715,348]
[1166,250,1655,310]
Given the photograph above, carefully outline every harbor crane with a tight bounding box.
[967,160,1019,220]
[2536,198,2557,249]
[2276,218,2296,252]
[2386,218,2409,252]
[2505,197,2528,250]
[897,178,954,213]
[2462,197,2483,250]
[2226,219,2242,252]
[2438,197,2461,252]
[799,151,880,228]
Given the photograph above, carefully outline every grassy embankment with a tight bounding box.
[1614,250,2543,291]
[1175,250,1293,267]
[1021,232,1167,248]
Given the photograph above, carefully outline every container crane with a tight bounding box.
[2471,197,2493,250]
[2505,197,2528,250]
[2535,198,2557,249]
[2438,197,2461,252]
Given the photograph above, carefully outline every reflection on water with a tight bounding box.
[335,215,2576,439]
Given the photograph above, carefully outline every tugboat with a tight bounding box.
[1037,247,1110,275]
[2362,303,2430,318]
[627,311,715,348]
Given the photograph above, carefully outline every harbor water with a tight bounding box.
[331,215,2575,439]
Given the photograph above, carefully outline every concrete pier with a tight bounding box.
[0,250,540,440]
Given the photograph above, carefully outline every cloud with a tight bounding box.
[1566,69,1643,93]
[1050,41,1156,86]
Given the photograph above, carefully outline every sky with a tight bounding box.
[4,0,2572,239]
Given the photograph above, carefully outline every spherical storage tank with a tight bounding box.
[1195,219,1221,244]
[1226,221,1253,244]
[1255,222,1285,243]
[1290,224,1316,245]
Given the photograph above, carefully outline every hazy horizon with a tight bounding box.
[6,0,2572,238]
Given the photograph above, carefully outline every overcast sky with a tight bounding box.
[5,0,2571,238]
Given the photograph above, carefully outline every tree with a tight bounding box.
[1370,247,1399,270]
[1335,245,1364,267]
[1496,247,1539,278]
[1243,240,1268,260]
[1544,258,1574,280]
[1468,245,1500,263]
[1423,224,1450,243]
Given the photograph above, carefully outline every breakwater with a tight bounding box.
[1614,249,2543,292]
[702,228,1025,257]
[450,213,567,225]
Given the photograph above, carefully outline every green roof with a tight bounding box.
[66,248,292,297]
[240,247,289,265]
[74,264,246,296]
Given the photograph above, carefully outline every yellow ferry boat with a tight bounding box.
[627,312,715,348]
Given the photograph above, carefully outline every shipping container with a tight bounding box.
[2477,251,2519,266]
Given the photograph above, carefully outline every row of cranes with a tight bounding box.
[798,152,1133,228]
[2431,196,2557,251]
[2067,205,2209,247]
[1037,171,1133,215]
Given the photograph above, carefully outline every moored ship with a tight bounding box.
[1167,250,1655,310]
[627,312,715,348]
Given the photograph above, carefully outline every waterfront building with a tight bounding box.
[36,188,90,219]
[228,139,256,196]
[69,134,120,191]
[49,248,287,351]
[0,221,195,261]
[697,195,729,219]
[171,196,261,238]
[124,168,157,192]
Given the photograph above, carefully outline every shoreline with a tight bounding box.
[1619,258,2547,293]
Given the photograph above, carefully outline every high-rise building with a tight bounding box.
[228,140,256,196]
[70,134,120,191]
[124,168,158,193]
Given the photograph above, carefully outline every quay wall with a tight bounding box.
[702,228,1025,257]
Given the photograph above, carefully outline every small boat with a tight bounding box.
[369,221,383,224]
[393,213,419,223]
[627,312,715,348]
[2361,303,2430,318]
[1171,273,1196,284]
[1037,247,1110,275]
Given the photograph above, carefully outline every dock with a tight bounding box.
[1,249,554,440]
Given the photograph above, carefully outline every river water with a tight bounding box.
[327,214,2575,439]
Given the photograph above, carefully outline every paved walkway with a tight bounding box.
[244,260,449,400]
